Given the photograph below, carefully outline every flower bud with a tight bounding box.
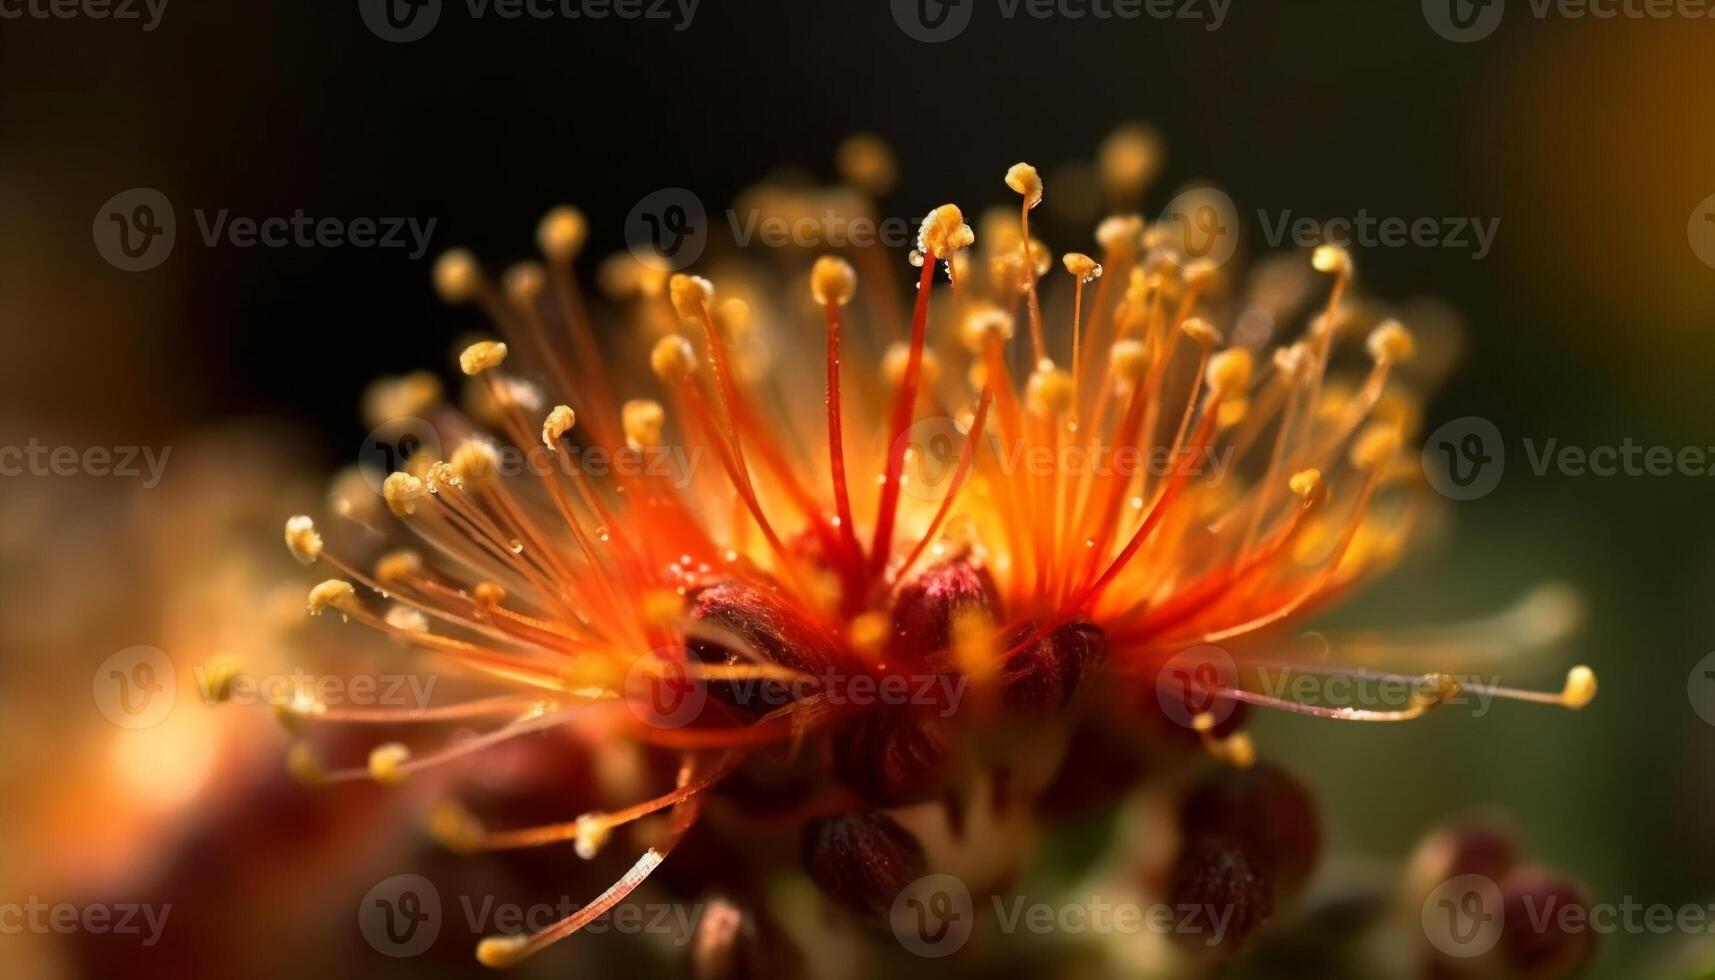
[801,811,926,917]
[887,558,1000,675]
[689,580,841,718]
[1500,871,1597,978]
[832,712,950,806]
[1000,620,1108,712]
[1167,836,1274,952]
[1179,762,1321,895]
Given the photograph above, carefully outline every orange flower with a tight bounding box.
[274,130,1594,967]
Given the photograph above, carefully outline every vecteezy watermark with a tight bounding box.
[1421,416,1505,501]
[1258,209,1499,261]
[93,645,176,730]
[889,874,1247,957]
[359,874,704,958]
[0,0,167,30]
[1423,417,1715,500]
[625,188,709,272]
[0,440,171,488]
[1153,644,1511,727]
[359,0,698,43]
[1423,874,1507,957]
[0,899,172,947]
[897,415,1235,504]
[623,655,969,730]
[1687,651,1715,726]
[192,663,440,713]
[93,188,175,272]
[890,0,1229,43]
[1424,0,1715,42]
[94,188,437,271]
[1424,874,1715,959]
[1688,193,1715,269]
[361,875,443,958]
[1153,188,1497,269]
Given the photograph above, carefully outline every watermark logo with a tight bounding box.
[1427,0,1715,42]
[1423,0,1505,42]
[1258,209,1498,260]
[0,899,171,946]
[358,417,445,493]
[891,874,975,957]
[898,415,970,504]
[359,0,442,42]
[1423,873,1505,958]
[624,652,709,729]
[891,0,973,41]
[1688,651,1715,726]
[1158,186,1240,269]
[0,0,167,30]
[1423,420,1715,500]
[93,188,174,272]
[1421,416,1505,501]
[626,188,708,272]
[95,191,437,270]
[891,0,1227,40]
[1688,193,1715,270]
[897,416,1236,504]
[0,440,171,487]
[1155,644,1239,728]
[93,645,176,730]
[360,874,443,958]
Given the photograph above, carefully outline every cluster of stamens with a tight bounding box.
[257,130,1596,968]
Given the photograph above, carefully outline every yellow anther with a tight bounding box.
[307,579,359,616]
[1312,244,1353,276]
[475,935,530,969]
[668,274,714,322]
[836,133,898,196]
[503,262,545,304]
[449,440,500,485]
[810,255,857,307]
[458,340,508,376]
[1205,348,1253,400]
[537,205,588,262]
[542,405,576,447]
[1063,251,1102,283]
[917,204,975,258]
[1095,214,1143,254]
[1180,316,1221,347]
[1026,365,1075,417]
[959,305,1015,354]
[622,399,666,450]
[650,334,699,384]
[368,743,412,786]
[1005,163,1043,209]
[1289,468,1325,498]
[433,248,481,303]
[1366,319,1416,365]
[1097,123,1163,201]
[1562,666,1598,709]
[284,515,322,565]
[1110,339,1150,384]
[382,471,426,517]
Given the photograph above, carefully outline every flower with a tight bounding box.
[273,127,1595,968]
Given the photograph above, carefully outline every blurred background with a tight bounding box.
[3,1,1713,977]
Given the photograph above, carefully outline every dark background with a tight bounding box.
[4,1,1715,976]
